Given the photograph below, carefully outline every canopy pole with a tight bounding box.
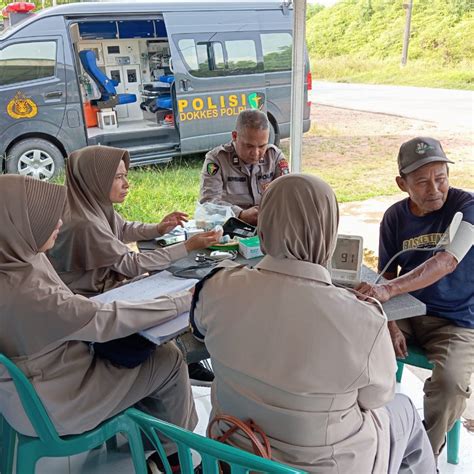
[289,0,307,172]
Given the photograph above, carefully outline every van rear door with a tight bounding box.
[163,10,266,153]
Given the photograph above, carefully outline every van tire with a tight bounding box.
[6,139,64,181]
[268,120,280,147]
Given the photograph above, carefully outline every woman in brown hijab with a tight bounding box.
[48,145,219,297]
[191,174,435,473]
[0,175,196,463]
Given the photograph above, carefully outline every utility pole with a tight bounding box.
[401,0,414,66]
[289,0,306,172]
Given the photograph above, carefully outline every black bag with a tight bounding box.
[87,334,156,368]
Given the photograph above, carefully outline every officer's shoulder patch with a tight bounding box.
[206,162,220,176]
[278,158,290,175]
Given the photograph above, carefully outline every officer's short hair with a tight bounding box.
[235,110,269,133]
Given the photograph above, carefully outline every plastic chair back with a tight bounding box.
[0,353,61,445]
[0,353,147,474]
[127,408,306,474]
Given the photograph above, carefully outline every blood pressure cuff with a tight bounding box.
[444,220,473,263]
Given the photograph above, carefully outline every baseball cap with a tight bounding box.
[398,137,454,175]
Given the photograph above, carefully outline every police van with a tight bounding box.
[0,1,311,179]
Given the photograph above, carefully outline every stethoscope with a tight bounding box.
[172,251,237,278]
[195,251,238,264]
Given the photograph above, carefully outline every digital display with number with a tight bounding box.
[331,238,360,271]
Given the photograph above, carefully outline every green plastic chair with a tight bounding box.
[396,345,461,465]
[0,353,147,474]
[127,408,306,474]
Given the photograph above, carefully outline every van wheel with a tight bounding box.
[6,139,64,181]
[268,121,280,147]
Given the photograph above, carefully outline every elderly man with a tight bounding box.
[357,137,473,460]
[199,109,289,225]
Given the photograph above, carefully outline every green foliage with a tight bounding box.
[307,0,474,89]
[307,3,325,20]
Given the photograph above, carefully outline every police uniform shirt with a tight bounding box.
[199,141,289,216]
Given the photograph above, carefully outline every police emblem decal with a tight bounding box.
[207,162,220,176]
[248,92,265,110]
[7,92,38,119]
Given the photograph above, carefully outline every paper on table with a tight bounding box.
[91,270,197,303]
[139,312,190,345]
[91,271,198,345]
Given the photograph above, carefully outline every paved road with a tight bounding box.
[310,81,474,131]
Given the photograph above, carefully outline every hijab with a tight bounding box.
[0,175,98,356]
[48,145,132,272]
[258,173,339,266]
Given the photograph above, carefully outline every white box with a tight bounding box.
[97,109,117,129]
[238,236,263,259]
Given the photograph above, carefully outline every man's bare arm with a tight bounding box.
[356,252,457,303]
[382,252,457,299]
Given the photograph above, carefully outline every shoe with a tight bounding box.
[188,362,214,387]
[147,452,202,474]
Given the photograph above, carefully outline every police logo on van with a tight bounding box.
[178,92,266,122]
[7,92,38,119]
[248,92,265,110]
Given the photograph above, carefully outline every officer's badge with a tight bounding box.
[278,159,290,175]
[232,155,239,165]
[207,162,219,176]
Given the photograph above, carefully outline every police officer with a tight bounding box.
[199,109,289,225]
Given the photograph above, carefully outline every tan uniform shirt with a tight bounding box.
[199,142,289,216]
[0,292,192,436]
[57,212,188,297]
[192,257,396,473]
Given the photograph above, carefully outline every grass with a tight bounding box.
[306,0,474,90]
[116,156,203,223]
[311,56,474,90]
[120,149,399,223]
[119,148,472,224]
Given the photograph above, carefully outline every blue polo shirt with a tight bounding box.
[379,188,473,328]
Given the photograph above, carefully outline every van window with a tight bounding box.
[224,39,257,74]
[0,41,56,86]
[261,33,292,72]
[178,36,258,77]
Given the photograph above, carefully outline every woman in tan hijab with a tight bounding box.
[191,174,435,473]
[48,145,219,297]
[0,175,196,467]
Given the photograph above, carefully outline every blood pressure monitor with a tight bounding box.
[329,234,364,285]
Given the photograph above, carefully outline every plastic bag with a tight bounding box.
[194,202,234,230]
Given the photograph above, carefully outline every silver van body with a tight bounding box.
[0,1,311,179]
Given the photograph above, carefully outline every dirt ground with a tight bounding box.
[302,104,474,424]
[305,103,473,171]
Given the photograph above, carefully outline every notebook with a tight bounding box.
[91,271,198,345]
[329,234,363,287]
